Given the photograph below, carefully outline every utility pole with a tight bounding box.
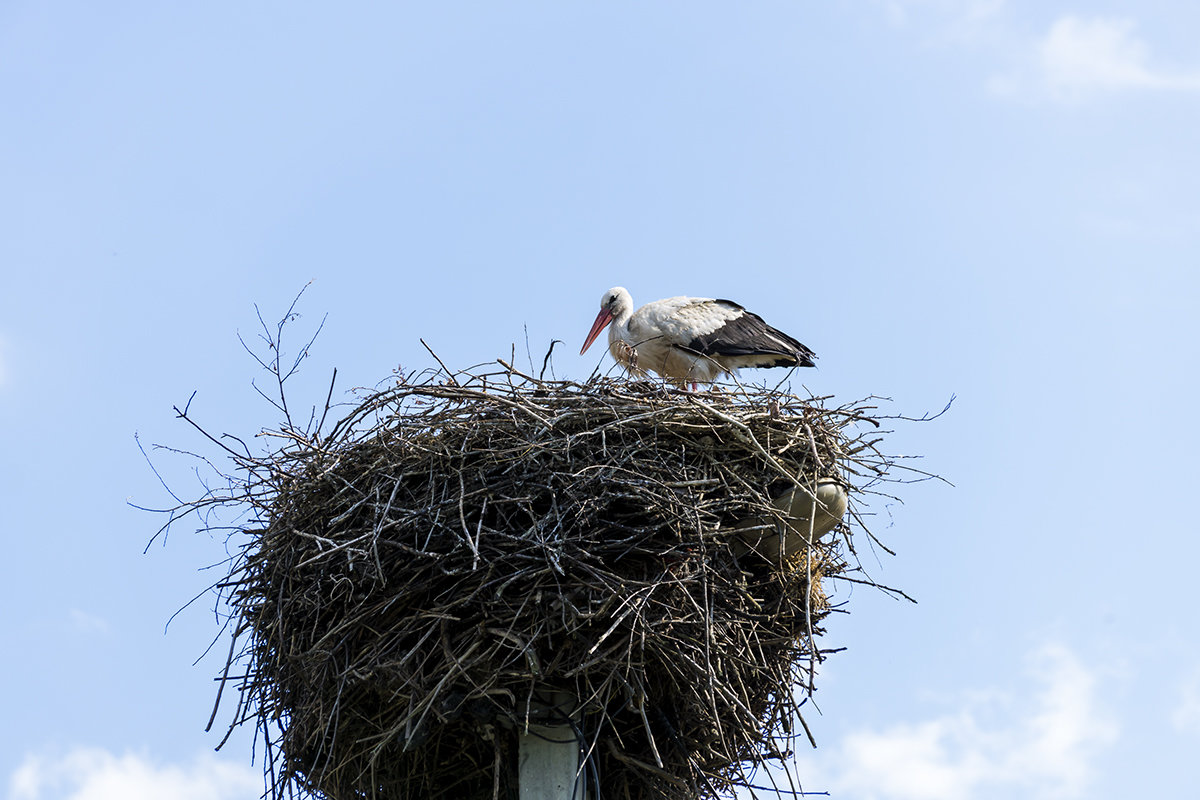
[518,691,587,800]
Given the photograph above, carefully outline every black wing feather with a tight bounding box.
[682,301,816,367]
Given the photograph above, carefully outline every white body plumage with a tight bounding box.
[580,286,815,389]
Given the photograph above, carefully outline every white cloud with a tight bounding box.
[793,644,1118,800]
[991,16,1200,100]
[7,748,260,800]
[68,609,111,636]
[878,0,1007,41]
[1172,667,1200,733]
[878,5,1200,101]
[1040,17,1200,94]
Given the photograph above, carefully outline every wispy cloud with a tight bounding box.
[7,749,260,800]
[879,4,1200,102]
[1172,666,1200,733]
[991,16,1200,100]
[878,0,1007,43]
[69,608,111,636]
[793,644,1118,799]
[1036,16,1200,96]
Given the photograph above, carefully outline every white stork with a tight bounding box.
[580,286,815,390]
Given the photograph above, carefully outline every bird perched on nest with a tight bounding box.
[580,286,816,390]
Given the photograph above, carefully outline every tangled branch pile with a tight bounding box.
[198,366,901,800]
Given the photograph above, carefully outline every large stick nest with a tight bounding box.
[193,366,903,800]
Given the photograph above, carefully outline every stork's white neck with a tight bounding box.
[606,288,635,345]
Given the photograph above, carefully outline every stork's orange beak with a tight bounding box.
[580,308,613,355]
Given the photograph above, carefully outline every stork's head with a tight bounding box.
[580,286,632,355]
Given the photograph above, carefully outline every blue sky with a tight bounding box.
[2,2,1198,798]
